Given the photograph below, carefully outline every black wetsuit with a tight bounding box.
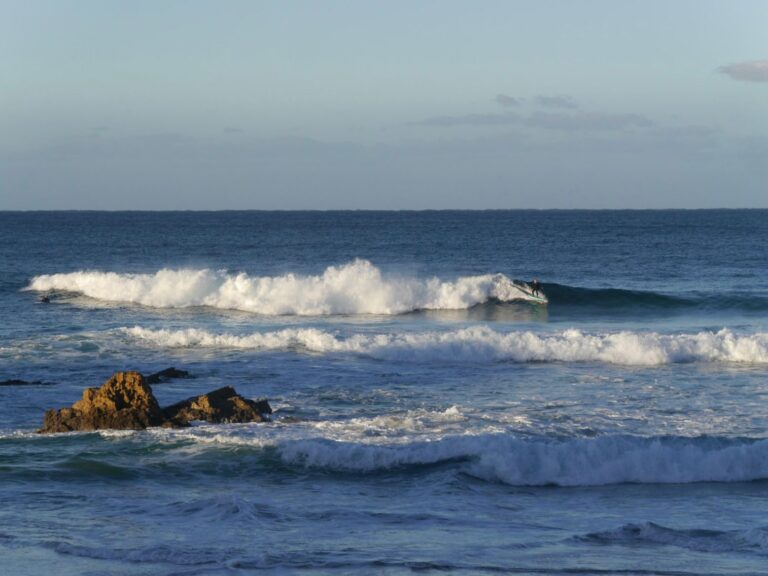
[531,281,541,296]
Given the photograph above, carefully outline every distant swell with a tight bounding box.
[278,435,768,486]
[579,522,768,555]
[25,260,540,315]
[546,283,768,313]
[122,326,768,365]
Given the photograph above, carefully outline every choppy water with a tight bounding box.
[1,210,767,575]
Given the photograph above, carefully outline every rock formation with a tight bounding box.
[163,386,272,426]
[38,371,271,434]
[40,372,166,433]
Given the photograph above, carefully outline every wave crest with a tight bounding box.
[26,260,539,315]
[279,434,768,486]
[122,326,768,365]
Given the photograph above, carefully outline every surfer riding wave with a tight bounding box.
[509,278,547,303]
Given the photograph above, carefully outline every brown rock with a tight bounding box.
[39,371,165,433]
[163,386,272,426]
[38,372,271,433]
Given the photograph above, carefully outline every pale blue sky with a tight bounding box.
[1,0,766,209]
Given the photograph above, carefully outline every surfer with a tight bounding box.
[40,295,50,304]
[530,279,542,297]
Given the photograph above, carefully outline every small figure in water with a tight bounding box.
[40,295,50,304]
[530,279,542,297]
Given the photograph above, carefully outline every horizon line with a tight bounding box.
[1,207,767,214]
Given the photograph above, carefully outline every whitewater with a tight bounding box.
[26,259,542,314]
[3,210,768,575]
[122,325,768,365]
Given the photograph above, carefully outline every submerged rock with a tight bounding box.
[38,372,271,433]
[0,379,52,387]
[39,371,165,433]
[145,367,191,384]
[163,386,272,426]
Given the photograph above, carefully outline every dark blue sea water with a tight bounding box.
[1,210,768,575]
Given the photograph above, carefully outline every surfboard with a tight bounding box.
[526,293,549,304]
[511,280,548,304]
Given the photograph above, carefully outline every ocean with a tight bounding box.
[1,210,767,575]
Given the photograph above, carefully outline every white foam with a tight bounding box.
[122,325,768,365]
[26,260,539,315]
[311,406,467,440]
[142,406,469,448]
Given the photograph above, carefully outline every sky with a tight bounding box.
[1,0,767,209]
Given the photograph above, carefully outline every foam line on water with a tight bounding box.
[122,325,768,365]
[26,260,540,314]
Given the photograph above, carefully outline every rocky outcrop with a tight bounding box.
[146,367,190,384]
[40,372,165,433]
[163,386,272,426]
[38,372,271,434]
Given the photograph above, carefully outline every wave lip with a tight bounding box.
[25,260,540,315]
[122,326,768,365]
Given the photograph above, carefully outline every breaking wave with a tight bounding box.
[276,434,768,486]
[25,260,540,315]
[131,423,768,486]
[15,420,768,486]
[122,326,768,365]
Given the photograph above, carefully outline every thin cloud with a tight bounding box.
[535,95,578,109]
[495,94,521,107]
[718,60,768,83]
[410,113,520,127]
[410,110,652,132]
[525,112,652,132]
